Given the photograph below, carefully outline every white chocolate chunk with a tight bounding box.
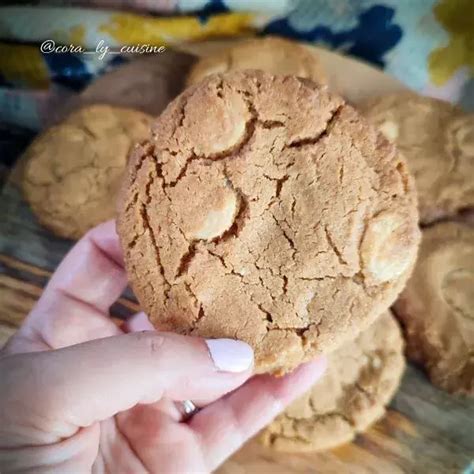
[361,211,414,284]
[378,120,399,142]
[194,193,239,240]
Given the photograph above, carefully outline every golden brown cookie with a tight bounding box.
[22,105,152,239]
[186,36,327,87]
[118,71,420,374]
[260,311,405,452]
[393,222,474,396]
[361,92,474,224]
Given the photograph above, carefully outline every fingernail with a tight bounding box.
[205,339,254,372]
[126,312,155,332]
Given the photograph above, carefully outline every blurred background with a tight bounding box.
[0,0,473,182]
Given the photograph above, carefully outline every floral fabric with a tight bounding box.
[0,0,472,129]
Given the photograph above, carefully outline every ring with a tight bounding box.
[180,400,199,421]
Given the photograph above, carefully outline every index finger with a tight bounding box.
[45,219,127,312]
[23,220,127,348]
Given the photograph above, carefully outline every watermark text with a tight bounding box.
[40,40,165,60]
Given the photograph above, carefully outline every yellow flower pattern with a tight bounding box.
[429,0,474,86]
[0,43,49,89]
[99,12,255,46]
[0,2,472,131]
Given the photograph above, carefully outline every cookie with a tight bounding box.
[118,71,420,374]
[22,105,152,239]
[186,36,327,87]
[260,311,404,452]
[361,92,474,224]
[393,222,474,396]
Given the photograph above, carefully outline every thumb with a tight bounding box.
[0,331,253,445]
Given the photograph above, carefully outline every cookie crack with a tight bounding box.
[207,248,232,273]
[170,95,188,139]
[181,281,206,332]
[280,409,354,428]
[267,410,355,447]
[164,116,257,188]
[184,281,206,331]
[354,383,376,404]
[444,295,473,322]
[269,213,297,261]
[285,103,344,149]
[213,167,249,242]
[269,323,320,338]
[191,306,205,330]
[235,84,286,129]
[257,303,274,325]
[339,162,345,185]
[259,119,285,129]
[266,430,313,446]
[324,225,348,267]
[163,82,263,188]
[297,276,336,281]
[206,249,275,329]
[140,204,171,300]
[263,174,290,200]
[395,161,410,195]
[175,241,198,279]
[28,152,105,187]
[139,168,172,300]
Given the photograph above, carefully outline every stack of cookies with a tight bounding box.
[18,36,473,453]
[362,93,474,397]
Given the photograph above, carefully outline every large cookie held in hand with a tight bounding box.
[118,71,420,374]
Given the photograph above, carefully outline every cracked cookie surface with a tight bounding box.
[361,92,474,224]
[394,222,474,396]
[186,36,327,87]
[118,71,420,374]
[22,105,152,239]
[260,311,405,452]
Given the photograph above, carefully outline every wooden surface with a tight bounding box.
[1,43,473,474]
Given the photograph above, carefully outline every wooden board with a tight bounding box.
[0,42,473,474]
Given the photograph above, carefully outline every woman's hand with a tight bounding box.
[0,221,326,473]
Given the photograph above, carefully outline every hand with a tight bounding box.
[0,221,326,473]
